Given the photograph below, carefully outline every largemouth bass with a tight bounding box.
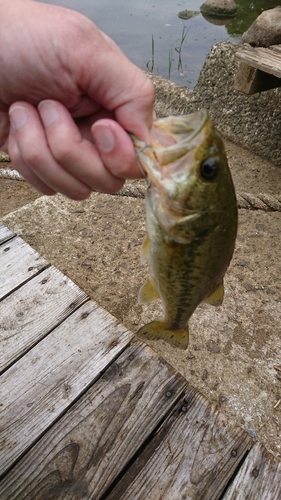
[132,109,238,350]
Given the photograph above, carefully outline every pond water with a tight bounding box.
[38,0,280,88]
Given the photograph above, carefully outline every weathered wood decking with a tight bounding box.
[1,222,280,499]
[234,44,281,94]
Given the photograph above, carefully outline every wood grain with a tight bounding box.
[234,63,281,94]
[0,236,47,299]
[0,342,186,499]
[0,301,133,477]
[107,385,253,500]
[271,45,281,54]
[234,45,281,94]
[223,442,281,499]
[0,266,88,373]
[235,46,281,78]
[0,224,15,245]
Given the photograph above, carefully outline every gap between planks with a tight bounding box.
[0,235,48,300]
[0,341,256,500]
[0,342,186,498]
[0,300,133,478]
[223,442,281,499]
[0,265,89,373]
[0,223,15,245]
[105,386,253,500]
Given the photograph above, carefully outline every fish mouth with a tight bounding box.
[131,109,208,185]
[131,110,209,216]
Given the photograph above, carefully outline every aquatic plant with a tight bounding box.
[168,48,172,79]
[146,34,155,72]
[146,26,189,80]
[175,26,189,71]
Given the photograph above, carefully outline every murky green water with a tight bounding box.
[38,0,280,88]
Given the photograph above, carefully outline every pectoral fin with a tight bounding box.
[137,321,189,350]
[140,234,150,264]
[204,281,224,306]
[138,278,160,304]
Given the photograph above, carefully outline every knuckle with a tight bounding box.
[52,139,76,165]
[54,147,72,165]
[26,149,45,168]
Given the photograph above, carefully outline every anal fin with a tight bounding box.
[140,234,150,264]
[138,278,160,304]
[204,281,224,307]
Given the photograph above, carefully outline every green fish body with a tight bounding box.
[132,110,238,349]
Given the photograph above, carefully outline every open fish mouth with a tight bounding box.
[131,109,208,178]
[131,109,210,214]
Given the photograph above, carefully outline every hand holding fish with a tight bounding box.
[0,0,154,199]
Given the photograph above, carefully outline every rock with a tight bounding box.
[201,11,233,26]
[206,342,221,353]
[242,7,281,47]
[0,150,10,162]
[178,10,199,21]
[200,0,237,18]
[247,428,257,439]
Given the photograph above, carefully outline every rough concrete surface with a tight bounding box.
[1,41,281,460]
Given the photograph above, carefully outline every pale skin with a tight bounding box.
[0,0,154,199]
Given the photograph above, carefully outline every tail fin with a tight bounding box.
[137,320,189,350]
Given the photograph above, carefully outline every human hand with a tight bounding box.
[0,0,154,199]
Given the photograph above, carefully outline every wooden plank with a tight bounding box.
[234,45,281,94]
[106,386,253,500]
[0,266,88,373]
[235,46,281,79]
[0,342,186,499]
[223,442,281,499]
[0,236,47,299]
[0,301,133,477]
[234,63,281,94]
[270,44,281,55]
[0,224,15,245]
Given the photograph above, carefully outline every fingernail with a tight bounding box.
[93,125,115,152]
[9,106,29,131]
[38,100,59,128]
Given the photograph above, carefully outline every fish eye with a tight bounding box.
[200,157,218,181]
